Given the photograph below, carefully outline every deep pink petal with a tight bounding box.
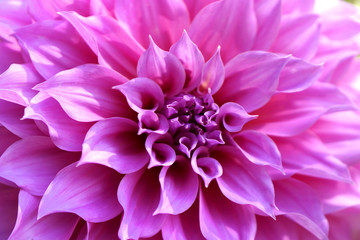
[0,64,43,106]
[199,183,256,240]
[198,47,225,95]
[34,64,132,122]
[169,31,205,92]
[114,77,164,113]
[0,184,18,240]
[137,39,185,96]
[215,51,288,112]
[89,0,115,16]
[213,146,276,217]
[80,117,149,174]
[0,136,79,196]
[24,92,93,152]
[115,0,190,50]
[87,216,120,240]
[60,11,144,78]
[274,178,329,240]
[248,82,354,136]
[9,190,80,240]
[233,130,282,171]
[118,168,166,239]
[0,126,19,155]
[183,0,218,20]
[189,0,257,62]
[15,20,96,79]
[145,133,176,168]
[155,156,199,215]
[39,163,122,222]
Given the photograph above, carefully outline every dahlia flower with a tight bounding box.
[1,0,360,239]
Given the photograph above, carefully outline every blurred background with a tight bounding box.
[345,0,360,6]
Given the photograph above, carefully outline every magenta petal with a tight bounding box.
[0,64,43,106]
[155,156,199,215]
[183,0,219,20]
[189,0,257,62]
[24,92,92,152]
[118,168,166,239]
[15,20,96,79]
[282,0,314,15]
[0,136,79,196]
[233,130,283,171]
[87,216,120,240]
[115,77,164,113]
[215,51,288,112]
[9,190,80,240]
[145,133,176,168]
[114,0,190,50]
[34,64,131,122]
[217,102,257,132]
[0,184,18,240]
[60,12,144,78]
[39,163,122,222]
[137,39,185,96]
[0,1,31,28]
[213,146,276,217]
[169,31,205,92]
[0,126,19,155]
[199,184,256,240]
[80,117,149,174]
[274,178,329,240]
[198,47,225,95]
[138,111,169,135]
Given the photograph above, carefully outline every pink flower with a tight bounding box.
[1,0,360,239]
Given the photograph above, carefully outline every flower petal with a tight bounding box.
[154,156,199,215]
[169,31,204,92]
[114,0,190,50]
[80,117,149,174]
[9,190,80,240]
[0,184,18,240]
[118,168,166,239]
[183,0,218,20]
[60,11,144,78]
[145,133,176,168]
[214,146,276,217]
[214,51,288,112]
[0,126,19,155]
[0,136,79,196]
[87,216,121,240]
[199,183,256,240]
[137,38,185,96]
[39,163,122,222]
[24,92,93,152]
[34,64,132,122]
[15,20,96,79]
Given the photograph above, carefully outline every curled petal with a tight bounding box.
[80,117,149,174]
[154,156,199,215]
[217,102,257,132]
[39,163,122,222]
[138,111,169,135]
[145,133,176,168]
[170,31,204,92]
[114,77,164,113]
[137,38,185,96]
[175,132,198,158]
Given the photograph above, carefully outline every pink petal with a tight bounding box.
[9,190,80,240]
[87,216,120,240]
[114,0,190,50]
[138,111,169,135]
[80,117,149,174]
[0,100,44,138]
[274,178,329,240]
[252,0,281,50]
[182,0,218,20]
[39,163,122,222]
[198,47,225,95]
[0,184,18,240]
[0,0,31,28]
[248,82,354,136]
[60,11,144,78]
[214,51,288,112]
[89,0,115,16]
[213,146,276,217]
[169,31,205,92]
[24,92,93,152]
[0,64,43,106]
[137,39,185,96]
[162,201,205,240]
[145,133,176,168]
[118,168,166,239]
[189,0,257,62]
[281,0,315,15]
[321,15,360,41]
[270,14,320,60]
[34,64,132,122]
[0,126,19,155]
[155,156,199,215]
[0,136,79,196]
[114,77,164,113]
[199,184,256,240]
[233,130,283,171]
[15,20,96,79]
